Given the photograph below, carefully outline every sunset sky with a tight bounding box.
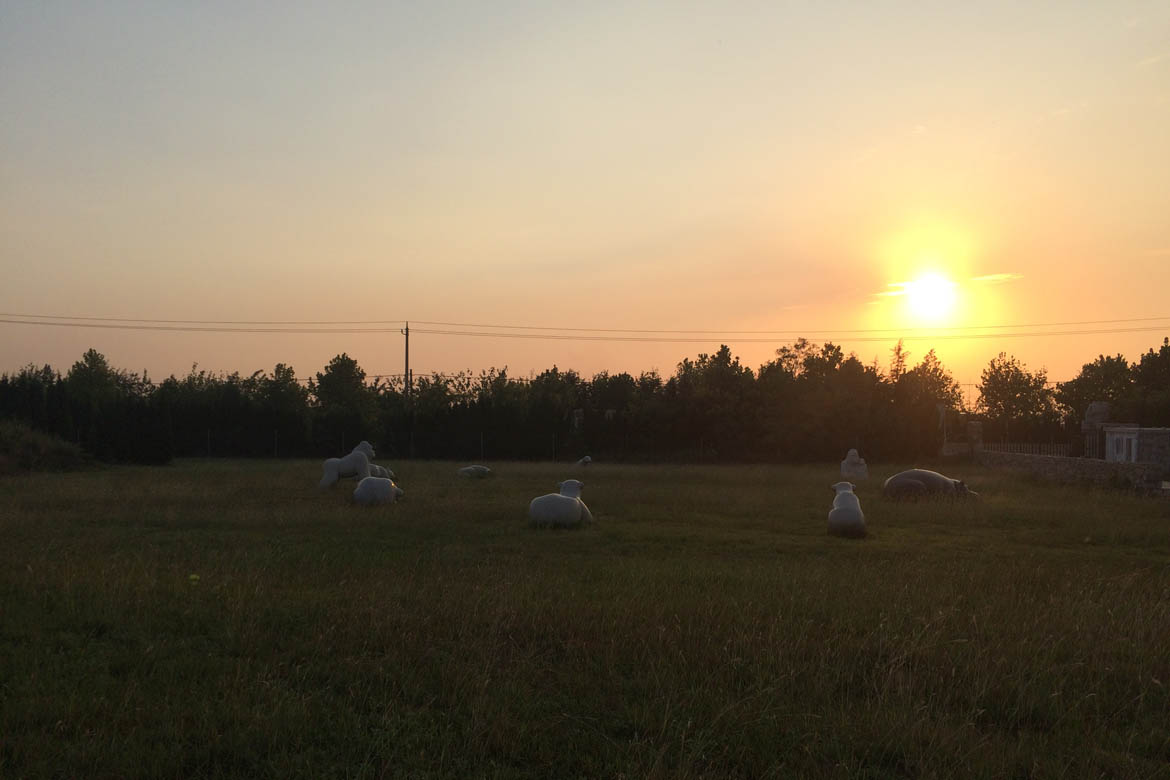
[2,1,1168,398]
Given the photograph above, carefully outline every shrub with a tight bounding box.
[0,420,89,474]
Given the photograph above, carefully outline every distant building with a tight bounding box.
[1102,424,1170,465]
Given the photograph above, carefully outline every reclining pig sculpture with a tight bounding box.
[882,468,978,500]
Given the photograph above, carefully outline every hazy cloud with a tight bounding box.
[969,273,1023,284]
[871,273,1020,301]
[1138,52,1167,67]
[874,281,912,298]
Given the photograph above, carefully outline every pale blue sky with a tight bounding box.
[2,1,1168,384]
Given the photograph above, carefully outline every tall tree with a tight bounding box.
[888,339,909,383]
[1128,337,1170,426]
[1054,354,1131,422]
[901,349,962,409]
[311,354,377,452]
[887,349,963,458]
[977,352,1057,440]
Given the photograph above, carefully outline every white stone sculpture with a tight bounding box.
[827,481,867,538]
[840,449,869,481]
[528,479,594,528]
[352,476,405,506]
[457,465,493,478]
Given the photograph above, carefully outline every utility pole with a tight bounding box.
[401,322,410,400]
[401,321,414,459]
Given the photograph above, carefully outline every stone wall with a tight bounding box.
[1138,429,1170,466]
[975,450,1169,491]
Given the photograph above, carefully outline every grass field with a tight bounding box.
[2,459,1169,778]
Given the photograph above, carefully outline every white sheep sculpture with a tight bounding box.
[827,481,866,538]
[840,449,868,480]
[575,455,592,467]
[528,479,594,528]
[319,442,376,489]
[352,476,405,506]
[457,465,493,478]
[369,463,396,479]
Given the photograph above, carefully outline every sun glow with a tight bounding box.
[903,272,958,321]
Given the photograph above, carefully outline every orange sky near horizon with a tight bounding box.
[2,2,1168,396]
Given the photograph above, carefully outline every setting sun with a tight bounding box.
[903,273,958,321]
[876,271,961,324]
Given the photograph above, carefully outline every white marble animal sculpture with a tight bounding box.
[575,455,592,467]
[352,476,405,506]
[369,463,396,479]
[882,468,979,500]
[528,479,594,528]
[840,449,869,480]
[457,465,493,478]
[827,481,867,538]
[319,443,375,488]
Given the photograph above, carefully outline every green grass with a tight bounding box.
[2,459,1169,778]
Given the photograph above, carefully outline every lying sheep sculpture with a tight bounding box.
[319,441,376,489]
[352,476,405,506]
[882,468,979,500]
[529,479,594,528]
[827,481,866,538]
[457,465,493,478]
[840,449,868,481]
[369,463,396,479]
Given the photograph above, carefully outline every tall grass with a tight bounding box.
[1,460,1168,778]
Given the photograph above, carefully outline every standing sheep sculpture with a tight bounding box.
[352,476,405,506]
[529,479,594,528]
[827,481,866,538]
[575,455,592,467]
[319,442,376,489]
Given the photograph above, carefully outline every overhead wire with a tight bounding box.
[0,312,406,326]
[4,311,1169,335]
[410,325,1170,343]
[409,315,1170,334]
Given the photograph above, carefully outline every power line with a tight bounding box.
[0,318,406,334]
[2,316,1168,343]
[411,325,1170,343]
[0,312,406,326]
[3,311,1169,335]
[411,315,1170,334]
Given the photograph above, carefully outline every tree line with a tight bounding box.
[1,338,1167,465]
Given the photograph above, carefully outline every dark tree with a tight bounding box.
[977,352,1058,441]
[1127,337,1170,426]
[1054,354,1131,423]
[310,354,377,453]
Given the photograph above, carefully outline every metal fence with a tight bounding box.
[982,442,1070,457]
